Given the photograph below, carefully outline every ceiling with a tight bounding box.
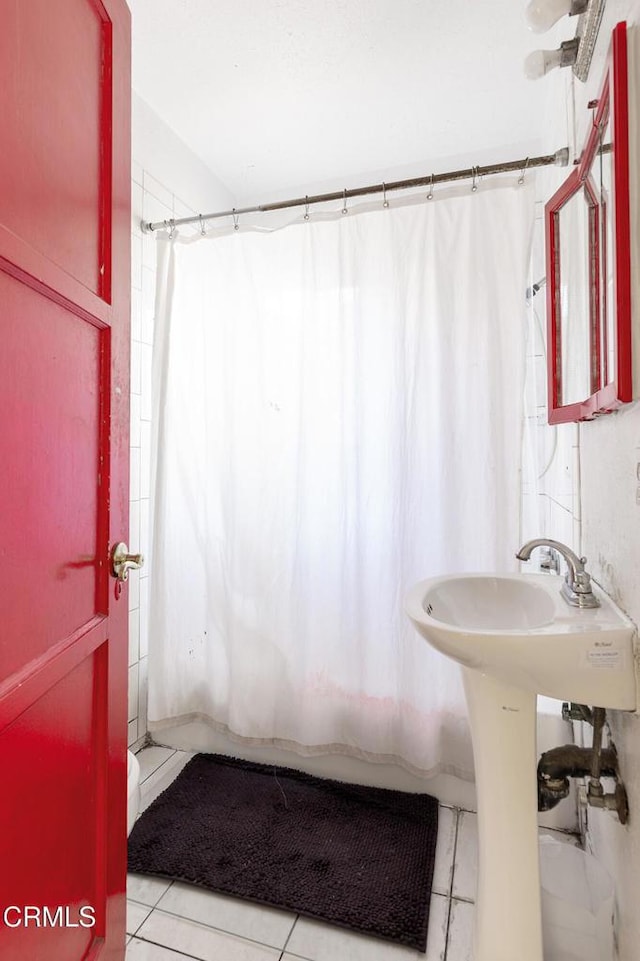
[129,0,566,205]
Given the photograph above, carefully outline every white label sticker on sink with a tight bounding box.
[585,647,624,670]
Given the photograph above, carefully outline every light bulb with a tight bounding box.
[524,48,563,79]
[524,50,547,79]
[525,0,573,33]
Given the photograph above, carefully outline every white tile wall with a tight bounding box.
[139,576,149,660]
[127,91,237,744]
[127,163,155,749]
[521,206,581,557]
[127,89,236,748]
[525,12,640,946]
[129,393,141,448]
[126,166,147,747]
[128,609,139,668]
[129,446,141,502]
[127,662,139,724]
[129,500,140,554]
[128,569,140,614]
[131,287,142,341]
[139,425,151,503]
[126,168,188,748]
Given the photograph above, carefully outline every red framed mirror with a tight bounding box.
[545,21,631,423]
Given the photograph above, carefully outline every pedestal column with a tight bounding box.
[462,667,543,961]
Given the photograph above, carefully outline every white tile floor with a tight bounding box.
[127,746,579,961]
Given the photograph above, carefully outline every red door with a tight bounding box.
[0,1,131,959]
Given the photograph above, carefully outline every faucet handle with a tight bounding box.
[560,558,600,608]
[572,562,593,592]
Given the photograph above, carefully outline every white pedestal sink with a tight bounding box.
[405,573,636,961]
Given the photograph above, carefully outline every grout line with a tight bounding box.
[546,494,573,516]
[442,885,454,958]
[139,748,178,785]
[126,898,153,938]
[126,873,174,908]
[446,808,460,900]
[141,903,294,954]
[138,753,195,808]
[140,168,200,226]
[450,894,474,905]
[130,932,207,960]
[278,912,300,960]
[441,807,462,959]
[541,825,581,838]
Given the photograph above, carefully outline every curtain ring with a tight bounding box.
[471,166,479,192]
[382,182,389,208]
[232,208,240,231]
[342,189,348,215]
[518,157,530,185]
[164,219,176,239]
[304,196,310,221]
[427,174,434,201]
[198,214,207,235]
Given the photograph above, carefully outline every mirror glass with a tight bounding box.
[556,189,594,406]
[595,114,614,388]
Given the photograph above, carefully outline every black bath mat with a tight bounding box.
[128,752,438,952]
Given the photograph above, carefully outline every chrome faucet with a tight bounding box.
[516,538,600,609]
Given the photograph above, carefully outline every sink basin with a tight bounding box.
[405,573,636,709]
[405,571,637,961]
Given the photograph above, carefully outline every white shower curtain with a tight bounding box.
[148,182,535,778]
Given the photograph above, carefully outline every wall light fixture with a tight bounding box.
[524,0,606,81]
[524,38,579,78]
[525,0,588,33]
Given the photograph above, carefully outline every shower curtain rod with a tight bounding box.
[141,147,569,233]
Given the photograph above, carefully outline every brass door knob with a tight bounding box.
[110,541,144,582]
